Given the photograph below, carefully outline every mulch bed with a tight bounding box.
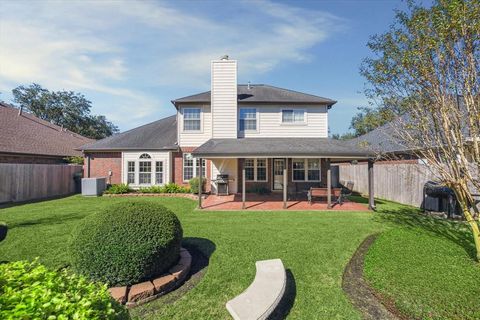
[342,234,407,320]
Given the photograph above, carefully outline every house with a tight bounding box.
[0,102,94,164]
[81,57,375,207]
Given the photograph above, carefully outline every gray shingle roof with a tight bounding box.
[80,115,178,151]
[172,84,337,106]
[347,122,408,154]
[192,138,374,158]
[0,102,94,157]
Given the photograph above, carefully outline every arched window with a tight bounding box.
[139,153,151,159]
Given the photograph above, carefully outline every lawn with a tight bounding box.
[0,195,478,319]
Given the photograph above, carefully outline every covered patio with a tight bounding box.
[192,138,376,211]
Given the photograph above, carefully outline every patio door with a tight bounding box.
[273,159,285,190]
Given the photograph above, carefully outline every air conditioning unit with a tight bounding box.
[81,177,106,196]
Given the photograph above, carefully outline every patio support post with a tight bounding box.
[86,155,91,178]
[242,168,246,209]
[283,167,287,209]
[198,158,202,209]
[368,159,376,210]
[327,158,332,209]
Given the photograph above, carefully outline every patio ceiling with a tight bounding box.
[192,138,375,160]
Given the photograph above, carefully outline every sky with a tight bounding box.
[0,0,410,135]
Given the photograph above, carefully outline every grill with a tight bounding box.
[214,174,229,196]
[423,181,459,217]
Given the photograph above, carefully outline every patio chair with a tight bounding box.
[336,181,354,205]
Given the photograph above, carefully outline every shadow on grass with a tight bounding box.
[375,205,476,260]
[8,212,86,229]
[348,194,387,205]
[267,269,296,320]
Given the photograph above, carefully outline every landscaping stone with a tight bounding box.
[169,261,190,281]
[153,274,176,292]
[128,281,155,303]
[108,286,128,304]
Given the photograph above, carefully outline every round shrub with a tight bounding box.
[70,201,183,286]
[0,260,129,319]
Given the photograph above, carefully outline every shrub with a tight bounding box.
[138,185,164,193]
[0,260,129,319]
[163,182,189,193]
[70,201,183,286]
[0,221,7,242]
[104,183,131,194]
[189,177,207,194]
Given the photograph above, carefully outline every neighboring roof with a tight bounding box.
[80,115,178,151]
[192,138,374,158]
[0,102,94,157]
[347,120,409,154]
[172,84,337,107]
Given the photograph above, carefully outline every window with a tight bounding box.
[282,109,305,124]
[139,153,151,159]
[292,159,321,181]
[245,159,255,181]
[127,161,135,184]
[292,159,305,181]
[239,108,257,131]
[139,161,152,184]
[183,153,205,181]
[183,108,201,131]
[244,158,268,182]
[183,153,194,180]
[308,159,320,181]
[155,161,163,184]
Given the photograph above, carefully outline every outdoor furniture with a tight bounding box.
[307,187,342,204]
[337,181,354,205]
[226,259,286,320]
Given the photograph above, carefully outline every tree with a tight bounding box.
[349,106,396,136]
[12,84,118,139]
[361,0,480,259]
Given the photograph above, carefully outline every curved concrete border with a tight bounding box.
[108,247,192,308]
[342,235,402,320]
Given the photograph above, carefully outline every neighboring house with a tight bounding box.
[81,57,373,194]
[0,102,94,164]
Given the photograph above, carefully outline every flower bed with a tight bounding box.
[103,193,199,200]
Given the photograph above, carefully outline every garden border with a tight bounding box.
[108,247,192,308]
[103,193,199,200]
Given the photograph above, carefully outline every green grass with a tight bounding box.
[0,195,478,319]
[364,207,480,320]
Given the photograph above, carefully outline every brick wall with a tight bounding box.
[85,152,122,185]
[172,147,211,192]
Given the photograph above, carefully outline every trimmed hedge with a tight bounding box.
[0,260,129,319]
[189,177,206,194]
[70,201,183,286]
[104,183,131,194]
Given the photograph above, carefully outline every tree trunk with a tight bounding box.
[455,187,480,261]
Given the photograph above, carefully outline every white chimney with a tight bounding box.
[211,56,238,139]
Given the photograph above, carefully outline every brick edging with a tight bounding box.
[103,193,199,200]
[108,247,192,308]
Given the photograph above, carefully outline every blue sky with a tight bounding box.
[0,0,409,135]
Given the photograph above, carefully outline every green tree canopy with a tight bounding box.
[12,83,118,139]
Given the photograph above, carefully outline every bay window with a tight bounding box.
[127,161,135,184]
[139,161,152,184]
[155,161,163,184]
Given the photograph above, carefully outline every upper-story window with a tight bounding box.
[282,109,305,124]
[183,108,201,131]
[239,108,257,131]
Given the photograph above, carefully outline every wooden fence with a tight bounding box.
[0,163,83,204]
[336,162,436,207]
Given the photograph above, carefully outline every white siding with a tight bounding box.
[211,60,238,138]
[211,158,238,193]
[178,105,212,147]
[239,104,328,138]
[122,151,171,188]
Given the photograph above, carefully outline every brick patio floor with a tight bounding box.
[201,193,369,211]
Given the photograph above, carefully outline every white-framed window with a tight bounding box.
[239,108,257,131]
[155,161,163,184]
[183,108,201,131]
[139,153,151,159]
[127,161,135,184]
[282,109,305,124]
[292,158,321,182]
[244,158,268,182]
[183,153,205,181]
[139,161,152,184]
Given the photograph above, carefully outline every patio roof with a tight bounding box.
[192,138,375,159]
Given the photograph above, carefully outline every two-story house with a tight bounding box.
[81,57,373,203]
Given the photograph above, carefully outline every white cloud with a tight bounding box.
[0,0,346,130]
